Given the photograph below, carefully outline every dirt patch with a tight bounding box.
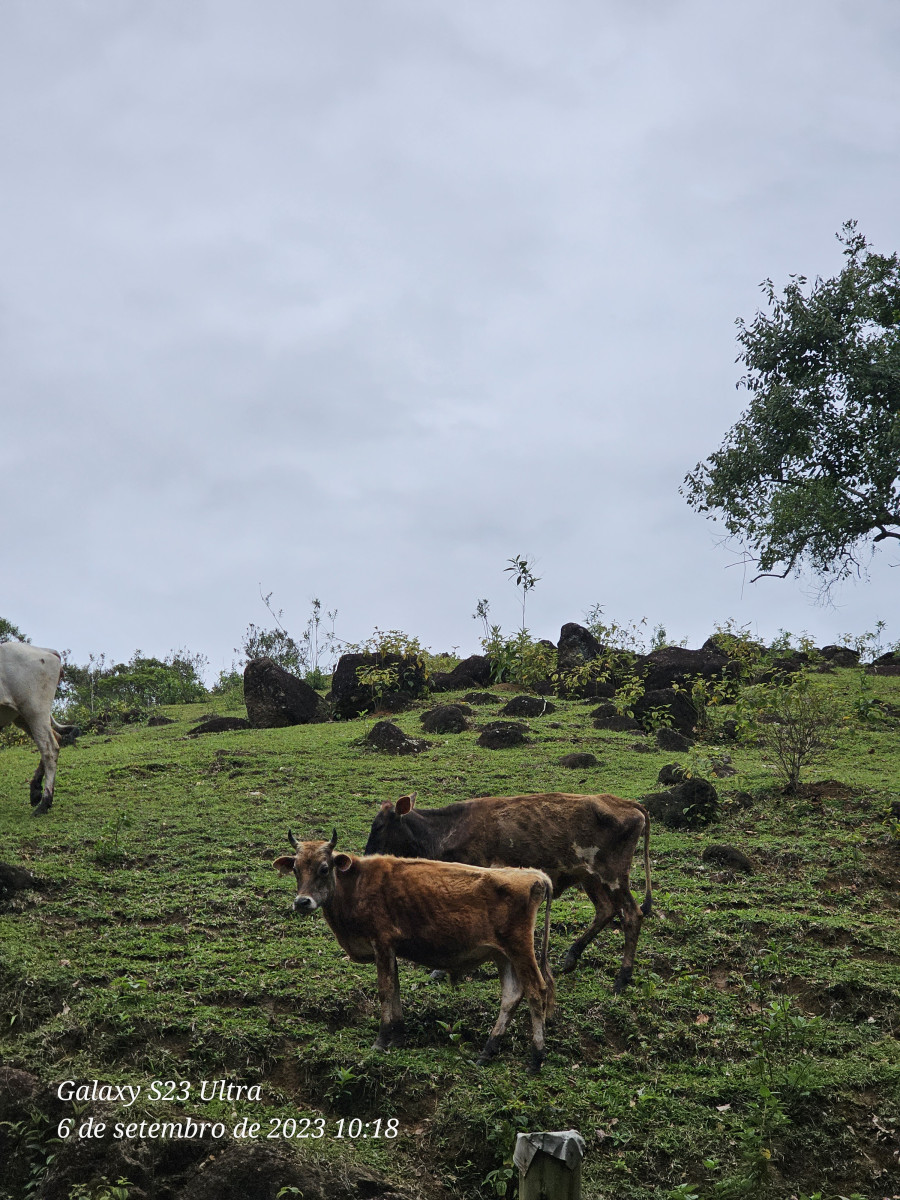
[794,780,856,800]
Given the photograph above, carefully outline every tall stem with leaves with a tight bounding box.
[504,555,540,632]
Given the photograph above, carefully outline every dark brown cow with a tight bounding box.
[273,832,555,1071]
[364,791,652,992]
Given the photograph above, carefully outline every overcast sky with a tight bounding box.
[3,0,899,675]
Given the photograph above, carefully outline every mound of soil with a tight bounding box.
[655,726,694,752]
[420,704,471,733]
[558,752,600,768]
[476,721,530,749]
[365,721,430,755]
[501,695,556,717]
[187,717,251,736]
[701,843,756,872]
[462,692,497,705]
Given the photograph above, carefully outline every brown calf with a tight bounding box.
[364,791,652,992]
[274,832,555,1071]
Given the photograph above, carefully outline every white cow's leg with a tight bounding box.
[26,719,59,816]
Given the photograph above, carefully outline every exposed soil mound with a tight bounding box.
[420,704,471,733]
[501,695,556,717]
[476,721,529,749]
[187,717,251,735]
[365,721,430,755]
[558,752,600,768]
[701,843,756,872]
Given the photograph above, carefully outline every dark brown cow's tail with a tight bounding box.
[637,804,653,917]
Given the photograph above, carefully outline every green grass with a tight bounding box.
[1,672,899,1199]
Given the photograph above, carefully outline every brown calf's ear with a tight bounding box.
[273,856,295,875]
[333,853,354,873]
[395,792,416,816]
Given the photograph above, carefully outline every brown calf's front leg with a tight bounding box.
[372,946,404,1050]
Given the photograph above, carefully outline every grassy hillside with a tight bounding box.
[0,667,898,1200]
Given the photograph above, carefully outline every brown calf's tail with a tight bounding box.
[637,804,653,917]
[540,877,556,1017]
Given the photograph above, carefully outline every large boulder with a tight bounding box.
[632,687,697,736]
[243,658,329,728]
[556,622,603,672]
[819,645,860,667]
[331,653,427,719]
[430,654,492,692]
[640,777,720,829]
[636,646,732,691]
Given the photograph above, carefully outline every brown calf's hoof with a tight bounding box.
[612,968,633,994]
[527,1047,545,1074]
[560,951,580,974]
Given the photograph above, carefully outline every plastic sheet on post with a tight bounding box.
[514,1130,586,1174]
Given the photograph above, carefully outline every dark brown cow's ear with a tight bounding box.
[273,856,295,875]
[395,792,416,816]
[333,853,354,873]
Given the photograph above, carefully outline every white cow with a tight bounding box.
[0,643,74,815]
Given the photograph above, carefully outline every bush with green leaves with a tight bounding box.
[480,627,555,688]
[0,617,29,643]
[59,649,208,723]
[749,673,843,791]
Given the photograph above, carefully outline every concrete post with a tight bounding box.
[514,1130,586,1200]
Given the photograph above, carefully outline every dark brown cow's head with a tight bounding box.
[363,793,429,857]
[273,830,353,913]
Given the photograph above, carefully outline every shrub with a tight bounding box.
[751,674,842,792]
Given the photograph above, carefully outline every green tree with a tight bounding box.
[683,222,900,585]
[0,618,29,643]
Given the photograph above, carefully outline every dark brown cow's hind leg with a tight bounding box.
[560,876,616,973]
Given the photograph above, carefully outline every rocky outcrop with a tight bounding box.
[636,646,732,691]
[556,622,602,672]
[632,688,697,736]
[640,777,719,829]
[331,653,427,718]
[243,658,329,728]
[430,654,492,692]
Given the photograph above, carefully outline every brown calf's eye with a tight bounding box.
[318,863,330,875]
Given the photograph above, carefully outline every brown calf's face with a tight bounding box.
[273,832,352,914]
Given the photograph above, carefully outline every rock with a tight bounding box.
[147,715,175,727]
[636,646,732,691]
[556,622,603,672]
[721,719,739,740]
[365,721,430,755]
[0,1067,40,1118]
[867,651,900,675]
[0,861,46,899]
[420,704,471,733]
[630,742,655,753]
[331,653,427,718]
[701,844,756,873]
[657,763,687,785]
[562,677,616,700]
[373,691,418,713]
[430,654,492,692]
[593,712,642,732]
[755,651,814,681]
[501,695,556,717]
[243,658,329,728]
[819,645,860,667]
[633,688,697,736]
[655,726,694,752]
[187,717,251,736]
[463,692,498,705]
[477,721,529,749]
[640,777,720,829]
[558,752,600,768]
